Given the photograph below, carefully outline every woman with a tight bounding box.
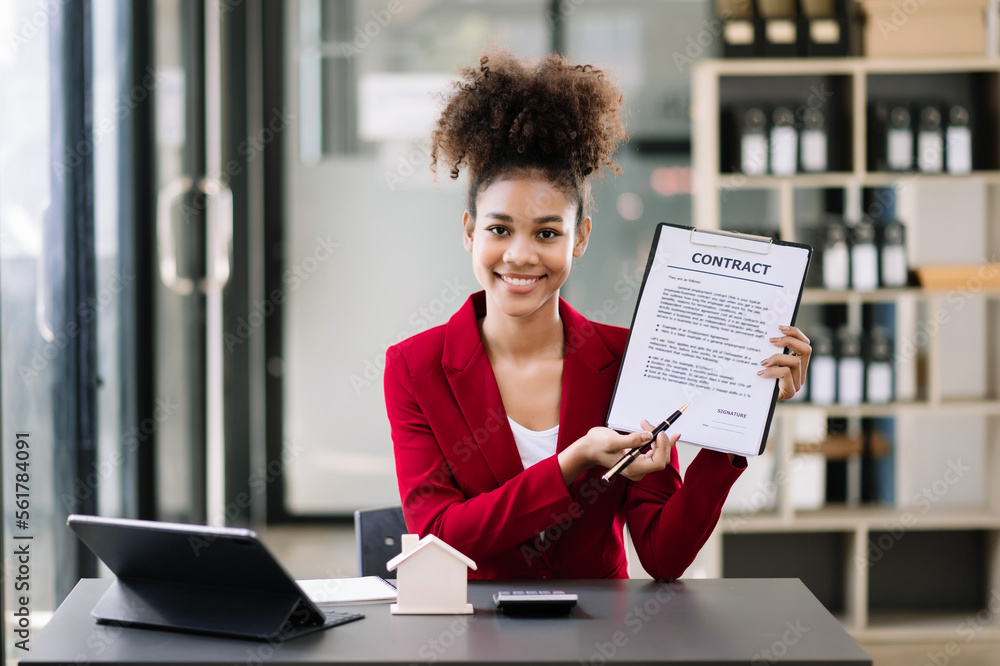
[383,49,811,581]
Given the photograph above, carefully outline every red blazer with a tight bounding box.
[384,291,745,581]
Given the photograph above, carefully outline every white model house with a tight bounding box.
[386,534,477,614]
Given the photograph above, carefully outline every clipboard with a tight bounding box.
[605,224,812,457]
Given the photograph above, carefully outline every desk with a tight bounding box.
[24,578,870,666]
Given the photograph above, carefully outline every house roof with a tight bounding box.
[386,534,478,572]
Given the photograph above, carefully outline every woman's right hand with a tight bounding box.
[557,423,678,485]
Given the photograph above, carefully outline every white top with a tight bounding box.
[507,417,559,470]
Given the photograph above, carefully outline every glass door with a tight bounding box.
[152,0,212,525]
[0,0,130,657]
[153,0,260,528]
[1,0,243,658]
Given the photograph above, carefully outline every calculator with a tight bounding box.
[493,590,578,615]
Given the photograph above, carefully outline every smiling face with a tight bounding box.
[463,175,591,322]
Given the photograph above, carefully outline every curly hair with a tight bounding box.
[430,49,628,229]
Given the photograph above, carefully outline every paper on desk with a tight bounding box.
[297,576,397,605]
[607,224,811,457]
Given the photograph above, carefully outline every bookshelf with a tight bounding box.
[690,58,1000,643]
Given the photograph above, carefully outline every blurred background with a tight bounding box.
[1,0,999,663]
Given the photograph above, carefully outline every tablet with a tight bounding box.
[68,514,363,641]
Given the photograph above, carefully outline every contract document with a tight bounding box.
[606,224,812,457]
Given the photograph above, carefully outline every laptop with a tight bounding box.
[67,514,364,641]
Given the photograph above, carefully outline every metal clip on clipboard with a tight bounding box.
[690,228,773,255]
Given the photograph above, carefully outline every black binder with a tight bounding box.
[757,0,799,57]
[798,0,853,57]
[868,101,915,172]
[67,515,364,640]
[724,105,770,175]
[716,0,759,57]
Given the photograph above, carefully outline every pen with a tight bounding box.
[600,403,690,485]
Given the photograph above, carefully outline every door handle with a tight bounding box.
[35,198,54,342]
[156,176,197,295]
[157,176,232,294]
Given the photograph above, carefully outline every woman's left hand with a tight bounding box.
[759,325,812,402]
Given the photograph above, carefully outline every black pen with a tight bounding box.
[600,403,690,485]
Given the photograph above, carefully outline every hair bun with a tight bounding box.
[430,49,628,183]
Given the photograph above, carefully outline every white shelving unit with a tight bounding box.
[691,57,1000,643]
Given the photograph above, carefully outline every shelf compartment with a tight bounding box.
[723,531,848,614]
[719,74,854,176]
[867,529,990,612]
[866,72,1000,173]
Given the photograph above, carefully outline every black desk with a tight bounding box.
[24,578,870,666]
